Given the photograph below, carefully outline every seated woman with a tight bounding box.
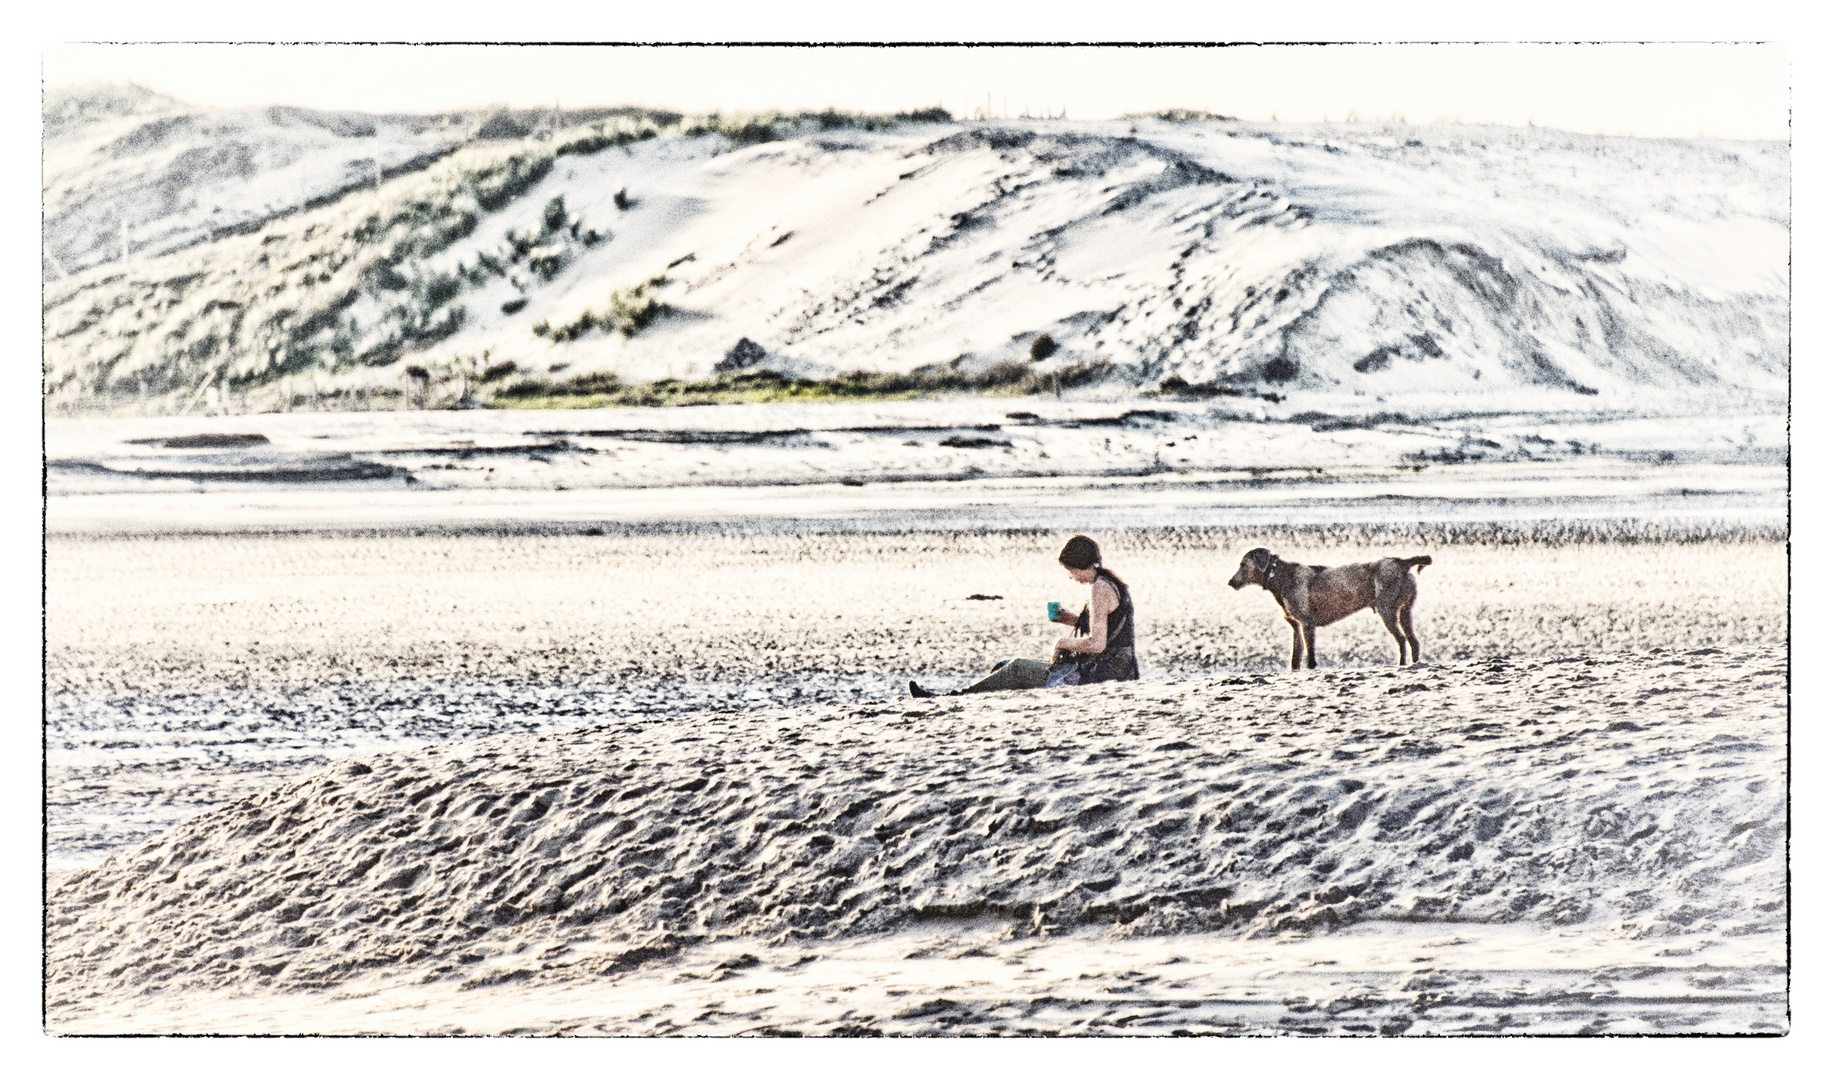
[909,534,1138,697]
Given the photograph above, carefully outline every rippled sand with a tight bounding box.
[47,645,1784,1035]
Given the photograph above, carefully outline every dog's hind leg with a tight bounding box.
[1379,605,1408,665]
[1378,572,1420,665]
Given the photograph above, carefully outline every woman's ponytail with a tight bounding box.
[1060,534,1125,587]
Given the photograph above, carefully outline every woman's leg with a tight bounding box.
[954,658,1049,694]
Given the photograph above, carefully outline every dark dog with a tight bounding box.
[1229,548,1431,669]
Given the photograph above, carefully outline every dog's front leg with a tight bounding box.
[1302,621,1318,669]
[1286,617,1304,671]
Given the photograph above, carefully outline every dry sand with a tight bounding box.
[47,645,1784,1035]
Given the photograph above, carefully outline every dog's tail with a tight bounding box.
[1401,554,1433,573]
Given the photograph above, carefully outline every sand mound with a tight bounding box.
[47,646,1783,1013]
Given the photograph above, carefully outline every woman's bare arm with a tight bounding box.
[1056,579,1117,656]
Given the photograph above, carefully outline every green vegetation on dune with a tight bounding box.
[42,104,957,416]
[552,114,666,157]
[532,274,670,342]
[488,360,1114,409]
[1126,108,1242,123]
[43,138,564,407]
[677,106,953,146]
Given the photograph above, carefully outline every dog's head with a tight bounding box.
[1229,547,1274,590]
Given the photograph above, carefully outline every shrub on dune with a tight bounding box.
[532,276,670,342]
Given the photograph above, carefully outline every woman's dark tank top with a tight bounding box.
[1073,569,1138,682]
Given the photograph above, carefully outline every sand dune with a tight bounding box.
[45,112,1786,415]
[45,644,1784,1034]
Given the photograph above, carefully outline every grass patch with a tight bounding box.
[490,360,1113,408]
[678,107,954,147]
[1155,375,1285,403]
[555,117,664,157]
[1128,109,1241,123]
[532,275,671,342]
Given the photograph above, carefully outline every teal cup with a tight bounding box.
[1047,601,1062,621]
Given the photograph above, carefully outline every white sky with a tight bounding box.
[43,42,1790,141]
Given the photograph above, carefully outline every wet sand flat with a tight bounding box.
[44,402,1785,535]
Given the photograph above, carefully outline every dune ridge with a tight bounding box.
[46,644,1783,1023]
